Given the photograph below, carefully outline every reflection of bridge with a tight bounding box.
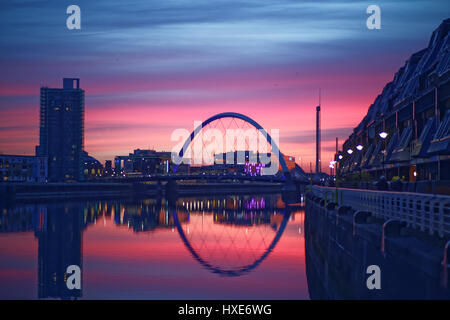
[173,208,291,277]
[171,194,298,277]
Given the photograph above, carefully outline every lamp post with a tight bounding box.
[356,144,363,183]
[335,153,342,202]
[329,160,336,176]
[379,131,388,178]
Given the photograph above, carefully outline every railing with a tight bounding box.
[311,186,450,238]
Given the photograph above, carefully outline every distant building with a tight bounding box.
[82,151,103,179]
[104,160,113,176]
[211,151,297,175]
[114,149,172,176]
[281,155,296,171]
[0,154,47,182]
[36,78,84,181]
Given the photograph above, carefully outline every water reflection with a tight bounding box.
[0,204,84,299]
[173,196,292,277]
[36,204,83,299]
[0,194,302,299]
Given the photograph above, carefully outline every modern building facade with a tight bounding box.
[338,19,450,186]
[0,154,47,182]
[114,149,172,176]
[36,78,84,181]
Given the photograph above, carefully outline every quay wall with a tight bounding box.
[305,191,450,299]
[0,181,284,202]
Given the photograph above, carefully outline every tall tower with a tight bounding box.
[316,105,321,173]
[37,78,84,181]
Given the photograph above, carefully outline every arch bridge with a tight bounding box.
[110,112,307,198]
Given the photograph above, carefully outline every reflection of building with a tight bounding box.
[36,204,84,299]
[177,195,286,228]
[214,211,274,228]
[0,205,38,232]
[114,201,189,232]
[0,154,47,182]
[114,149,172,176]
[36,78,84,181]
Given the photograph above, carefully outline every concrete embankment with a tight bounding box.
[0,181,284,202]
[0,182,136,201]
[305,192,450,299]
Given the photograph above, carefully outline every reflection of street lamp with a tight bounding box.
[379,132,388,177]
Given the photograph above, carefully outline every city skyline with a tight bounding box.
[1,0,449,166]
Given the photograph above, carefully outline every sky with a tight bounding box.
[0,0,449,170]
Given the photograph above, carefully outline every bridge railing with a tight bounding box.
[311,186,450,238]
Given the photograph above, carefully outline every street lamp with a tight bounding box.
[338,154,343,160]
[379,131,388,178]
[329,161,337,176]
[379,131,388,139]
[355,145,364,182]
[347,149,353,155]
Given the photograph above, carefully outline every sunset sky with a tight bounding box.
[1,0,449,170]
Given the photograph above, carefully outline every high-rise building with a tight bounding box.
[36,78,84,181]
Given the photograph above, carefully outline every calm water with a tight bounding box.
[0,194,309,299]
[2,193,448,300]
